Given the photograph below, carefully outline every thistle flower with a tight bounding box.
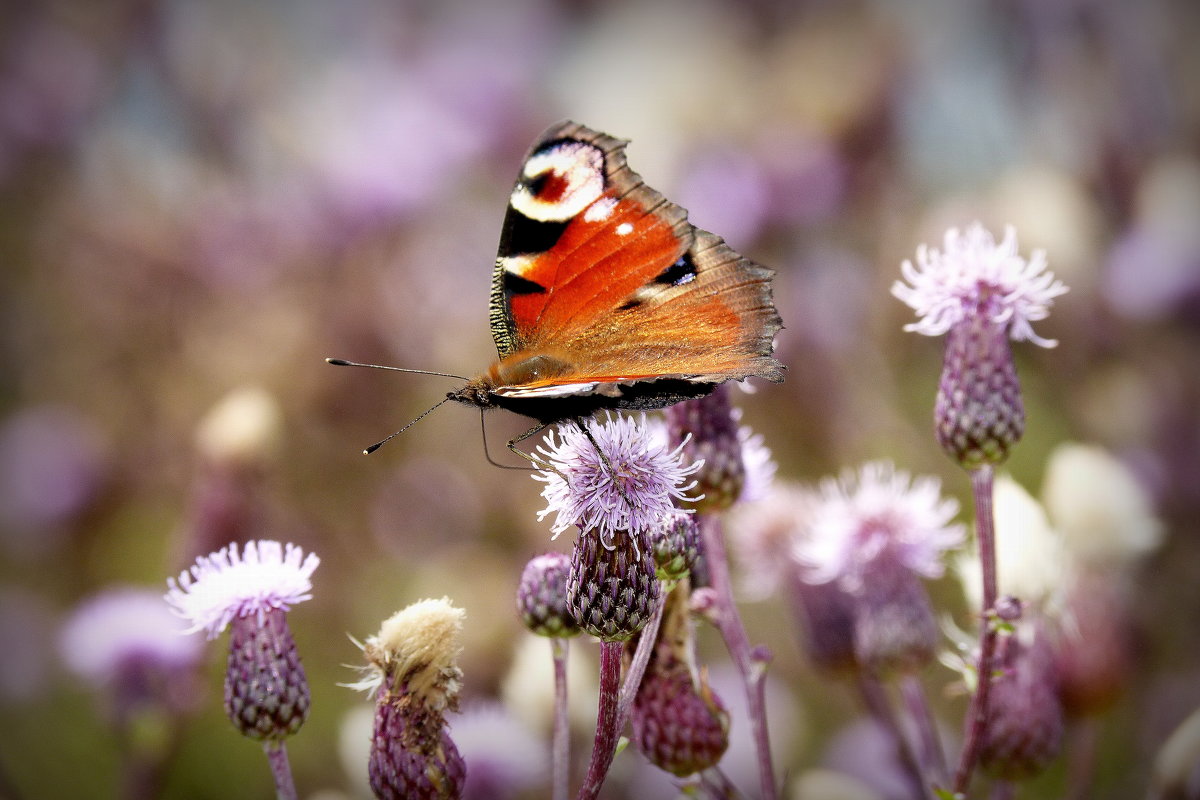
[796,462,963,591]
[533,413,700,547]
[61,587,203,719]
[892,223,1067,346]
[516,553,579,639]
[350,598,467,800]
[893,223,1067,469]
[795,462,963,672]
[165,540,317,742]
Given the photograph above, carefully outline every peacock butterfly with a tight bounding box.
[449,121,782,422]
[332,121,783,453]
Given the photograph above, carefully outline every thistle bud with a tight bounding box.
[516,553,580,639]
[665,386,745,514]
[651,514,701,584]
[978,623,1064,779]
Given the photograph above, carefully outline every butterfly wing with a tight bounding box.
[487,121,783,399]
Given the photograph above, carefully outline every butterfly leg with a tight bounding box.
[571,416,636,509]
[503,420,566,478]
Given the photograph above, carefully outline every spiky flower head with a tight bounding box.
[533,413,700,547]
[894,223,1067,469]
[665,386,746,514]
[350,598,467,800]
[892,223,1067,347]
[795,461,964,592]
[164,540,318,741]
[516,553,580,638]
[979,622,1065,779]
[567,526,660,642]
[794,462,961,672]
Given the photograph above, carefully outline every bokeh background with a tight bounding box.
[1,0,1198,797]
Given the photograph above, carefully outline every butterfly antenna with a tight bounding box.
[363,397,452,455]
[326,358,468,382]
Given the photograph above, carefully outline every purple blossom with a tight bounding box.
[892,222,1068,347]
[164,540,319,639]
[795,462,964,591]
[61,587,202,685]
[533,414,701,546]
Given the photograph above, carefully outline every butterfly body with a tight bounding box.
[447,120,784,425]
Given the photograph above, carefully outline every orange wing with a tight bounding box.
[487,121,782,394]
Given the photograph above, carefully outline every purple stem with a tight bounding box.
[616,590,666,729]
[551,638,571,800]
[856,673,931,800]
[901,674,948,786]
[699,516,778,800]
[953,465,999,795]
[263,741,297,800]
[575,640,624,800]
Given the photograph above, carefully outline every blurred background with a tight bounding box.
[1,0,1197,797]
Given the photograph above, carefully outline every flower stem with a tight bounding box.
[552,638,571,800]
[953,464,999,795]
[901,674,948,786]
[617,589,666,729]
[699,516,778,800]
[857,673,931,800]
[576,640,624,800]
[263,741,297,800]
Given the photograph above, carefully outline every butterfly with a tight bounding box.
[333,120,783,455]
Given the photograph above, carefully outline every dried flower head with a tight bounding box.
[350,598,467,800]
[892,222,1068,347]
[350,597,466,707]
[533,413,700,545]
[795,462,964,591]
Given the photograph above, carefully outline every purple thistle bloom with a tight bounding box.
[62,587,203,687]
[795,461,964,592]
[165,540,318,747]
[164,540,319,639]
[533,414,701,546]
[893,223,1068,468]
[892,222,1068,348]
